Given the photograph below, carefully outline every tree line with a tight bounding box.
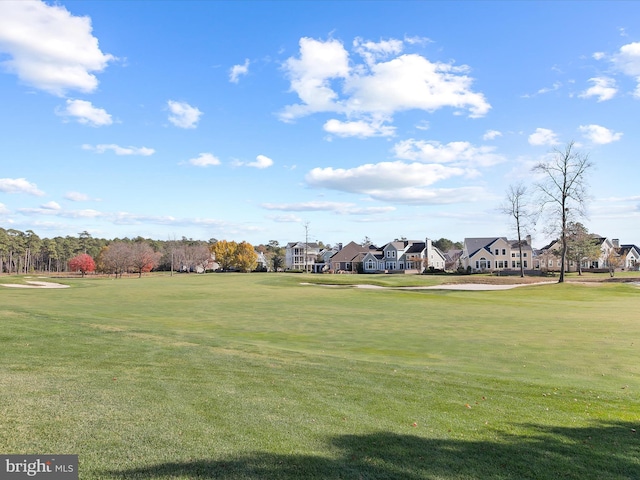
[0,229,298,276]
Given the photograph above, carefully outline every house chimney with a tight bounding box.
[526,235,532,246]
[338,243,343,251]
[612,239,620,248]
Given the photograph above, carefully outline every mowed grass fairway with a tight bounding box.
[1,274,639,479]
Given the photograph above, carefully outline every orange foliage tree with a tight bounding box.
[68,253,95,277]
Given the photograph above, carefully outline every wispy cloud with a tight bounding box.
[323,118,395,138]
[186,153,221,167]
[579,77,617,102]
[579,124,623,144]
[229,59,250,83]
[58,99,113,126]
[167,100,203,129]
[482,130,502,141]
[262,201,395,215]
[0,177,45,196]
[394,140,505,168]
[528,128,560,146]
[64,191,91,202]
[82,144,155,156]
[233,155,274,169]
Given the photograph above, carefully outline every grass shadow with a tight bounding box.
[105,421,639,479]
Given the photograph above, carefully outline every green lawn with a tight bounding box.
[1,273,639,479]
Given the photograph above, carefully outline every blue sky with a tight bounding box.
[1,1,639,248]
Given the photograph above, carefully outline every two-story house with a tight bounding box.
[462,236,534,273]
[361,238,445,273]
[285,241,321,271]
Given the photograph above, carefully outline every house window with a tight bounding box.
[523,261,528,268]
[366,260,374,270]
[512,253,516,258]
[495,249,499,255]
[502,249,506,255]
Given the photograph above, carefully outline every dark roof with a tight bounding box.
[329,241,371,262]
[464,237,502,257]
[405,242,426,254]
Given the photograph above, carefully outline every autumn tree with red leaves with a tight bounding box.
[129,242,161,277]
[68,253,96,277]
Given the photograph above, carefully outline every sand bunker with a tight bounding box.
[0,281,69,289]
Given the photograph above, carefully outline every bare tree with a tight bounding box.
[101,241,131,278]
[500,183,536,277]
[532,141,593,283]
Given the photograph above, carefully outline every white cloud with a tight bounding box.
[263,201,357,212]
[41,201,61,210]
[268,213,303,223]
[612,42,640,98]
[579,77,617,102]
[64,191,90,202]
[59,99,112,126]
[483,129,502,140]
[187,153,221,167]
[248,155,273,169]
[345,54,490,118]
[613,42,640,76]
[281,37,350,121]
[528,128,560,146]
[0,1,114,95]
[353,37,404,66]
[233,155,274,169]
[579,124,623,144]
[306,161,464,193]
[0,178,45,196]
[366,186,489,205]
[393,140,505,167]
[229,59,250,83]
[593,52,606,60]
[167,100,202,129]
[323,118,395,138]
[262,201,395,215]
[17,206,103,218]
[83,144,155,156]
[280,36,490,126]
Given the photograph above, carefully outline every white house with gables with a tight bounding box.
[285,242,321,271]
[462,236,534,273]
[619,244,640,270]
[361,238,445,273]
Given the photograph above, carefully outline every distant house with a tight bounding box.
[618,244,640,271]
[361,238,445,273]
[536,236,622,272]
[328,241,376,273]
[285,242,321,271]
[462,236,534,273]
[444,249,463,271]
[255,251,269,271]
